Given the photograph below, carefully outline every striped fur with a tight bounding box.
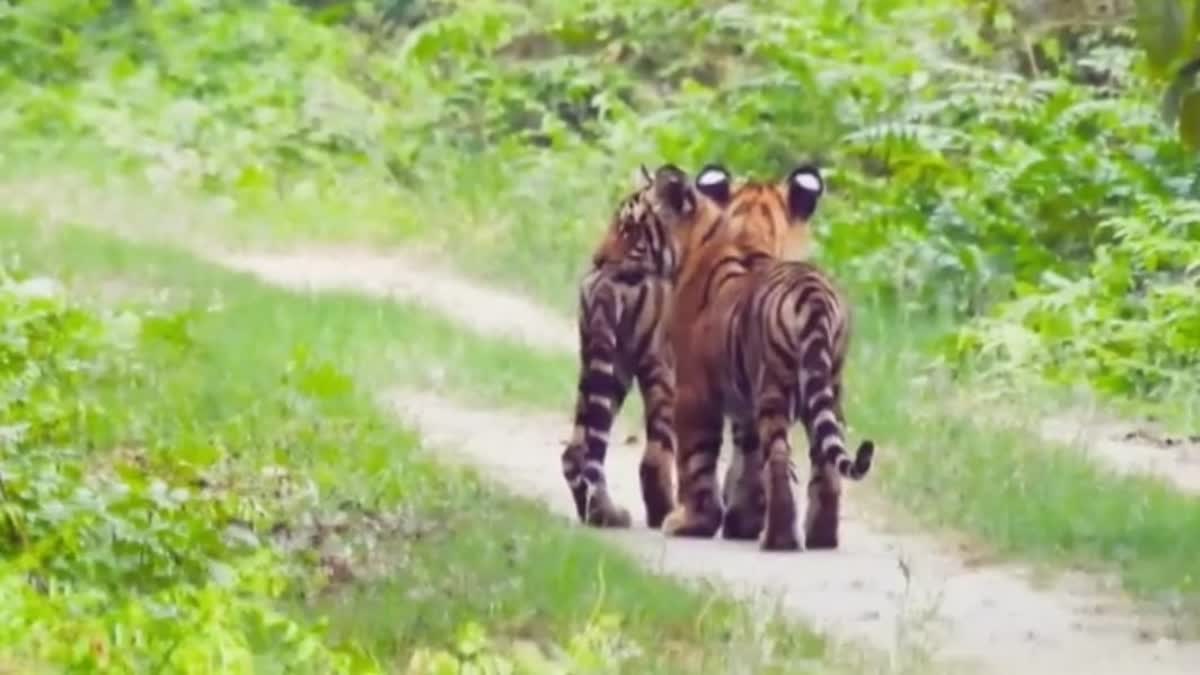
[561,164,723,528]
[662,163,875,550]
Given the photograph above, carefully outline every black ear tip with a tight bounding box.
[654,163,686,179]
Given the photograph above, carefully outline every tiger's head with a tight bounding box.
[591,163,725,279]
[685,162,826,263]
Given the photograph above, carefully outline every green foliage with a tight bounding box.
[835,46,1194,307]
[0,264,373,672]
[955,197,1200,395]
[1,0,386,195]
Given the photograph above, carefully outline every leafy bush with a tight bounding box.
[835,41,1195,305]
[954,197,1200,396]
[0,265,373,673]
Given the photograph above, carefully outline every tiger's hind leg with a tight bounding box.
[721,417,764,540]
[662,385,724,538]
[561,318,633,528]
[802,359,861,550]
[756,385,801,551]
[634,347,676,529]
[806,373,847,548]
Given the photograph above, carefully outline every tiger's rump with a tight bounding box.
[730,262,870,477]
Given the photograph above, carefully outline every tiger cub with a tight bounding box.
[663,163,875,550]
[560,163,722,528]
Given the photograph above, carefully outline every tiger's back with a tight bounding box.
[719,260,849,422]
[663,164,875,551]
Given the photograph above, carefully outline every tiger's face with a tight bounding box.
[685,162,825,262]
[591,163,720,276]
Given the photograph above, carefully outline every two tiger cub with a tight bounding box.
[561,162,875,551]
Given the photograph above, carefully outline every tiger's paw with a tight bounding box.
[584,491,632,528]
[759,522,801,551]
[662,504,722,538]
[804,526,838,550]
[638,457,675,529]
[803,475,841,549]
[585,502,632,529]
[721,503,764,541]
[642,493,674,530]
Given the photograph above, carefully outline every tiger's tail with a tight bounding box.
[797,326,873,481]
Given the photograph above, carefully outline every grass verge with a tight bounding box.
[848,306,1200,626]
[1,212,842,674]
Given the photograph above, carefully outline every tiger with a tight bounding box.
[560,163,726,529]
[660,162,876,551]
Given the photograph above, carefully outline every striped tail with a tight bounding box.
[799,340,874,481]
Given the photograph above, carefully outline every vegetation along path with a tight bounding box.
[205,242,1200,675]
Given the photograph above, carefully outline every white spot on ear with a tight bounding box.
[697,169,728,186]
[793,172,822,193]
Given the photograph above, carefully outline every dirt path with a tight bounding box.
[202,244,1199,675]
[1039,412,1200,494]
[216,248,574,354]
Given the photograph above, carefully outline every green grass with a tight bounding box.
[0,213,843,674]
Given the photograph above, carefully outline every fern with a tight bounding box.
[841,122,970,153]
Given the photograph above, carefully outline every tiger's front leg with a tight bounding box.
[561,320,633,528]
[634,346,677,529]
[662,385,724,538]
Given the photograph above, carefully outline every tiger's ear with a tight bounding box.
[694,163,731,205]
[652,163,694,215]
[631,163,655,188]
[786,164,824,221]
